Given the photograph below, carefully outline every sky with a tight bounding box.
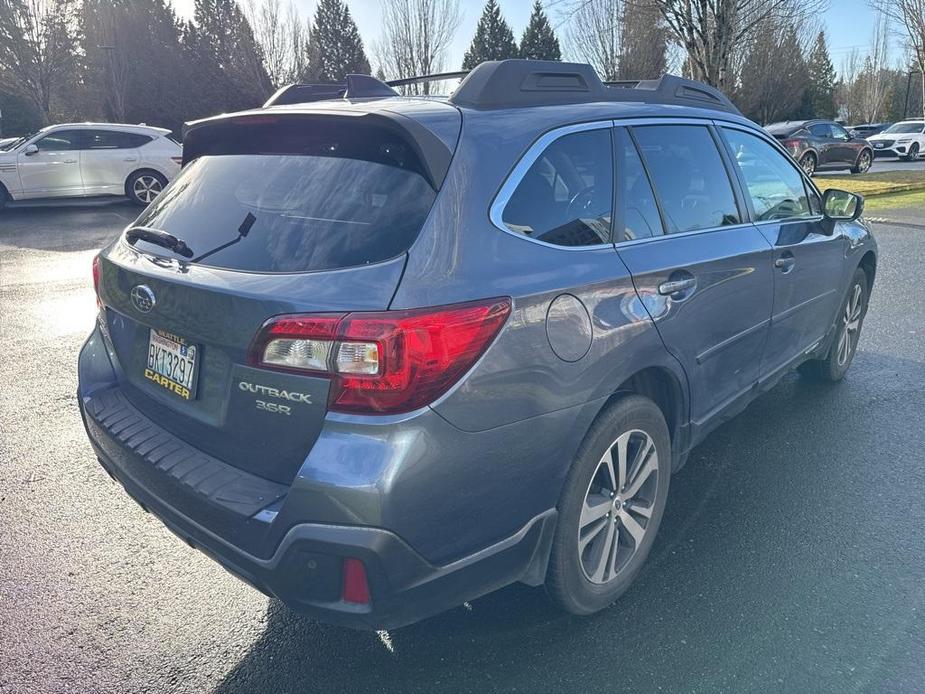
[170,0,898,77]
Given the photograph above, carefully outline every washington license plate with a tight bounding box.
[144,329,199,400]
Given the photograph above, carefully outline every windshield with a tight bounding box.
[0,133,33,151]
[129,143,437,273]
[883,122,924,134]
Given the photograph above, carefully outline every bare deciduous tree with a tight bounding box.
[245,0,306,87]
[874,0,925,118]
[0,0,79,124]
[376,0,461,94]
[565,0,622,81]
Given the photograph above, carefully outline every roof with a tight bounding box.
[38,122,171,135]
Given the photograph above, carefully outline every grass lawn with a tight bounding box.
[862,188,925,212]
[814,170,925,197]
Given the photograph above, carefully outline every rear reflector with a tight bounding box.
[341,558,370,604]
[248,298,512,415]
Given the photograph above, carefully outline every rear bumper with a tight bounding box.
[78,328,561,629]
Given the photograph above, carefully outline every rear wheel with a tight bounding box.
[546,395,670,615]
[850,149,872,174]
[126,170,167,206]
[904,143,920,162]
[799,152,817,177]
[799,268,868,382]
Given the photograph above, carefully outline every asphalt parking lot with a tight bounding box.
[1,203,923,694]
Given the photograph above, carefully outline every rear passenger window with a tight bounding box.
[722,128,812,222]
[631,125,740,234]
[85,130,152,149]
[616,128,663,241]
[501,128,613,247]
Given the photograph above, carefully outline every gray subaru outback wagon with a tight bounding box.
[78,60,877,629]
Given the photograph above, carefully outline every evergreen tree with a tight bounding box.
[518,1,560,61]
[462,0,517,70]
[619,0,667,79]
[191,0,273,111]
[806,31,837,119]
[304,0,370,82]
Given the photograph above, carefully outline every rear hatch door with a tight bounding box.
[97,110,455,484]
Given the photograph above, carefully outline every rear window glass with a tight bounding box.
[128,124,436,273]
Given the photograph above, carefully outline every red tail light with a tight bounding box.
[248,297,512,415]
[341,558,370,604]
[783,139,800,149]
[92,254,103,309]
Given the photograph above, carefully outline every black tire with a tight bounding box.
[904,143,920,162]
[546,395,671,615]
[799,151,817,177]
[126,170,167,206]
[0,186,7,211]
[799,267,868,382]
[850,149,872,174]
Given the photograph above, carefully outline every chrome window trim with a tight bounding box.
[614,221,758,249]
[488,120,615,251]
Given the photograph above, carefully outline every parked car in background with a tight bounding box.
[0,123,181,210]
[79,61,877,630]
[765,119,873,176]
[848,123,892,138]
[865,120,925,161]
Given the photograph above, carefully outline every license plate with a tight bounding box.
[144,329,199,400]
[875,143,885,148]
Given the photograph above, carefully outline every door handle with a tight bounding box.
[658,277,697,296]
[123,157,138,162]
[63,159,77,164]
[775,255,796,273]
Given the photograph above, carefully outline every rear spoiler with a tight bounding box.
[181,110,454,190]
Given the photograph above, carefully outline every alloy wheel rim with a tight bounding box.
[578,429,659,585]
[859,152,871,171]
[801,155,815,176]
[836,283,863,366]
[133,176,162,203]
[911,145,920,161]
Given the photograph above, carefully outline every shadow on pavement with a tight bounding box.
[212,353,925,694]
[0,202,137,253]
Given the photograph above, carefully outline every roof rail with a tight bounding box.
[387,71,469,90]
[449,60,741,115]
[263,60,741,116]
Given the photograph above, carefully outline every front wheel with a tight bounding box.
[850,149,872,174]
[546,395,671,615]
[799,268,868,382]
[904,143,920,162]
[126,170,167,206]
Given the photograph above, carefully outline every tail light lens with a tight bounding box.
[248,297,512,415]
[170,156,183,165]
[92,254,103,309]
[783,139,800,150]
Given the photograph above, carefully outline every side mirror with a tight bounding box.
[822,188,864,225]
[23,143,38,156]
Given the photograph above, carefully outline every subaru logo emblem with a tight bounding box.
[130,284,156,313]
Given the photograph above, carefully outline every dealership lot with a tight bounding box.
[1,204,923,693]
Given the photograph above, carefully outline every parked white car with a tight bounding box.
[0,123,181,209]
[866,120,925,161]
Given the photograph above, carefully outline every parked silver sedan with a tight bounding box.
[0,123,181,209]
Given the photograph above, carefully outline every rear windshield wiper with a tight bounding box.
[125,226,194,258]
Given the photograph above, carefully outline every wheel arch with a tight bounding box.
[859,250,877,292]
[604,365,689,470]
